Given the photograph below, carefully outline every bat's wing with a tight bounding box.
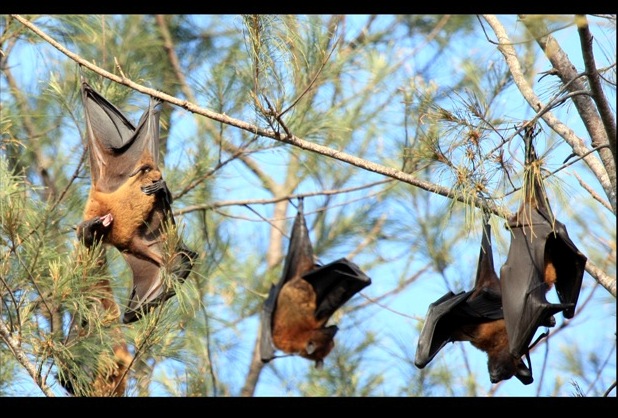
[301,258,371,322]
[259,284,279,363]
[548,220,587,318]
[122,254,165,323]
[122,243,197,323]
[259,198,316,363]
[81,81,159,193]
[415,290,473,368]
[500,214,569,359]
[414,281,503,370]
[119,97,196,323]
[415,211,502,369]
[472,210,501,297]
[121,181,197,324]
[130,96,161,169]
[279,198,316,285]
[500,132,587,358]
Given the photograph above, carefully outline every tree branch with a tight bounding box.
[174,179,393,216]
[482,14,616,214]
[14,13,614,299]
[154,14,280,194]
[575,14,617,167]
[0,319,55,397]
[13,14,509,220]
[517,14,616,210]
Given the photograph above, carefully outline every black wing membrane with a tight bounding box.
[500,131,587,359]
[82,81,146,193]
[415,210,503,369]
[259,284,279,363]
[122,243,197,324]
[259,198,315,363]
[414,290,475,369]
[119,98,196,323]
[301,258,371,322]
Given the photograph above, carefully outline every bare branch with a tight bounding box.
[154,14,280,194]
[574,171,613,213]
[575,14,617,167]
[0,319,55,396]
[12,14,510,220]
[517,14,616,209]
[482,14,616,213]
[175,179,393,216]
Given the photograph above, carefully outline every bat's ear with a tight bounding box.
[515,360,533,385]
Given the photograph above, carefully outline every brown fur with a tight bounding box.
[544,257,557,288]
[454,319,521,383]
[272,276,334,362]
[469,320,510,355]
[83,164,163,266]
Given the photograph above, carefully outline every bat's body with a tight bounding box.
[79,81,197,324]
[260,199,371,367]
[415,211,533,385]
[82,165,165,266]
[272,271,336,362]
[500,130,587,360]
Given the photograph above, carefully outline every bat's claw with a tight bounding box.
[515,361,534,385]
[141,179,166,195]
[540,315,556,328]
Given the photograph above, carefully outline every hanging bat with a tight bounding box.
[78,80,197,324]
[499,127,587,360]
[415,210,533,385]
[259,198,372,368]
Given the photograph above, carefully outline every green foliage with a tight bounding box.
[1,14,615,398]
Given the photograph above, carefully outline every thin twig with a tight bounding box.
[175,178,393,216]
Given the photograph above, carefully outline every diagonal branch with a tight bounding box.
[154,14,279,194]
[13,14,615,298]
[517,14,616,210]
[575,14,617,167]
[12,14,506,219]
[0,319,55,397]
[482,14,616,214]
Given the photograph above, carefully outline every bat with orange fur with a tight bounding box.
[499,127,587,361]
[77,80,196,324]
[259,198,371,368]
[415,209,533,385]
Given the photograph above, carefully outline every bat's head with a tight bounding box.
[487,349,518,383]
[77,213,114,247]
[301,325,338,368]
[486,346,534,384]
[476,320,533,385]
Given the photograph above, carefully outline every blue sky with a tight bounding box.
[1,14,615,397]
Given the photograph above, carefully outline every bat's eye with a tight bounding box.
[129,164,154,177]
[306,341,316,355]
